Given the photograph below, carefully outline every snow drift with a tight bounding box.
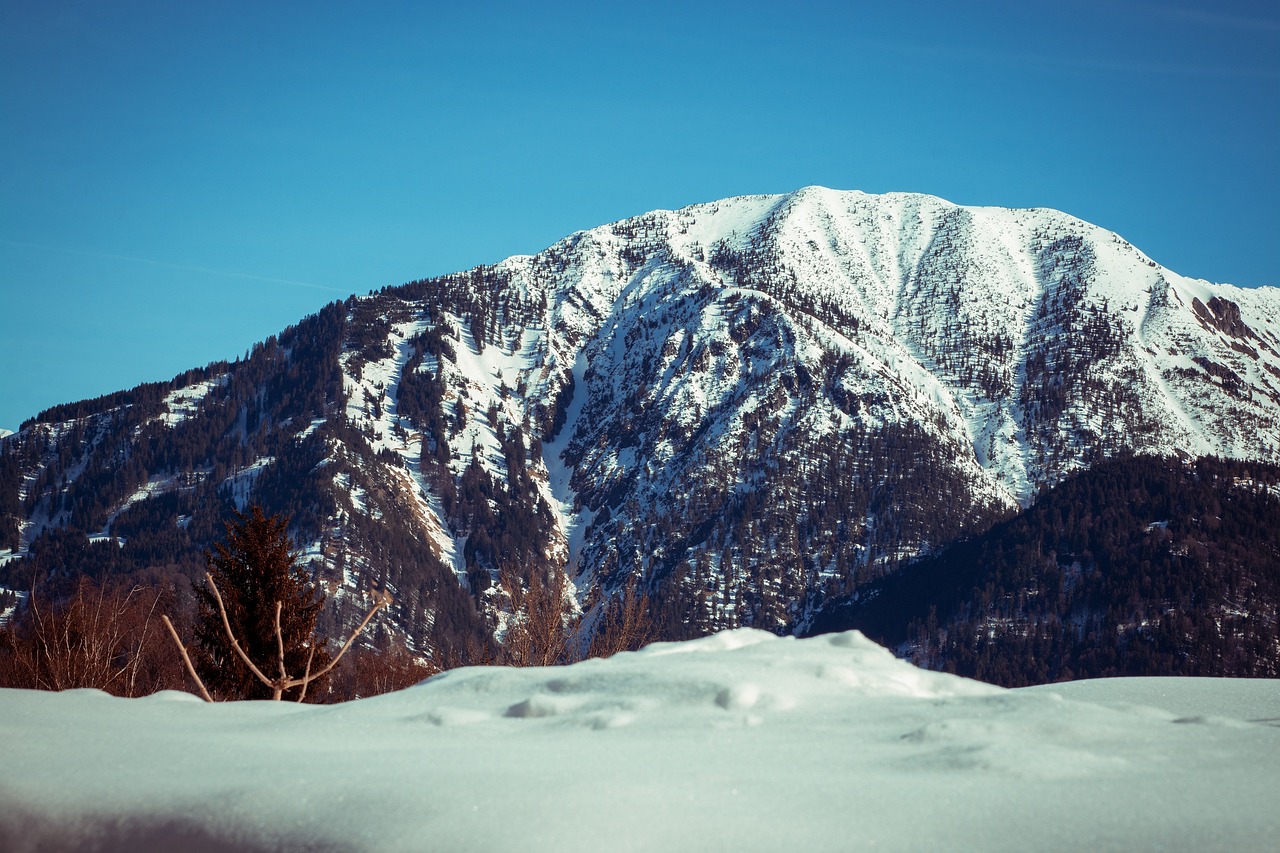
[2,629,1277,852]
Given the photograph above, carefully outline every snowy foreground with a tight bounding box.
[2,631,1278,852]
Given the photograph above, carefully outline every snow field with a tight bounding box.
[2,629,1277,852]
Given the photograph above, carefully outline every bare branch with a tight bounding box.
[193,569,390,701]
[296,643,317,703]
[162,615,213,702]
[274,600,287,681]
[128,585,164,697]
[204,572,276,689]
[287,589,392,687]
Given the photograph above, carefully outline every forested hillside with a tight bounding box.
[809,455,1280,684]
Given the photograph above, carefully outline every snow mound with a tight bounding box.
[403,629,995,734]
[2,630,1278,852]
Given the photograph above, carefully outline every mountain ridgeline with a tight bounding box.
[3,188,1279,672]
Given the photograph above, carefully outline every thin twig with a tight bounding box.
[290,589,392,685]
[161,615,213,702]
[205,572,275,688]
[296,643,317,703]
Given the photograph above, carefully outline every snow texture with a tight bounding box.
[1,629,1277,852]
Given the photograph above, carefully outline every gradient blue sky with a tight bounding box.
[2,0,1277,431]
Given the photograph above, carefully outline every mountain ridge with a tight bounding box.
[3,187,1279,657]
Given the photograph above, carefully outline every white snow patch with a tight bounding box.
[542,351,594,580]
[224,458,274,511]
[0,585,28,626]
[296,418,326,441]
[158,376,226,427]
[100,474,183,534]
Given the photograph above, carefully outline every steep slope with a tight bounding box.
[2,188,1278,655]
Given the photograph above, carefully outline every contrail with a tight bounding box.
[0,238,353,295]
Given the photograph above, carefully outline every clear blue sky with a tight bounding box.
[2,0,1277,432]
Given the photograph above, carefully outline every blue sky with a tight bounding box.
[2,0,1277,431]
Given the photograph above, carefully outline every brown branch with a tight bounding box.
[200,573,391,701]
[285,589,392,687]
[296,643,317,703]
[161,615,213,702]
[204,572,276,689]
[274,601,287,682]
[272,600,287,700]
[128,585,164,697]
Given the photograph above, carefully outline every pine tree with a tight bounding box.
[193,506,330,700]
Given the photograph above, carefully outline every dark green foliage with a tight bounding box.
[0,443,25,550]
[193,506,331,701]
[810,455,1280,685]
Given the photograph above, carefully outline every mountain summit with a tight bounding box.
[4,188,1279,653]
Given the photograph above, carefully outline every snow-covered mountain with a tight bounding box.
[3,188,1279,653]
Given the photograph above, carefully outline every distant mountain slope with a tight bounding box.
[2,188,1279,656]
[808,455,1280,684]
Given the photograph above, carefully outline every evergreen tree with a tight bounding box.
[193,506,330,700]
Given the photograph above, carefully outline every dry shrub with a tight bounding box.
[327,638,440,701]
[587,577,653,659]
[499,565,577,667]
[0,576,184,696]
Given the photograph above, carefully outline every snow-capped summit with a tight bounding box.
[3,188,1279,651]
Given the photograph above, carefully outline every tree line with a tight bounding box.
[1,505,653,701]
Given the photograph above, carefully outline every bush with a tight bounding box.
[0,576,183,696]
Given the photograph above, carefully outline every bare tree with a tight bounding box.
[0,576,182,696]
[164,572,391,702]
[499,565,577,667]
[587,577,653,659]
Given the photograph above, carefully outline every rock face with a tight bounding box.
[3,188,1279,651]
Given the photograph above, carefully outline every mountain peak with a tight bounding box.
[4,189,1279,657]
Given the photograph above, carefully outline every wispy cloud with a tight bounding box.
[874,39,1279,81]
[1146,5,1280,34]
[0,238,351,294]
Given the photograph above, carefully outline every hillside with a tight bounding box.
[808,455,1280,684]
[3,188,1279,657]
